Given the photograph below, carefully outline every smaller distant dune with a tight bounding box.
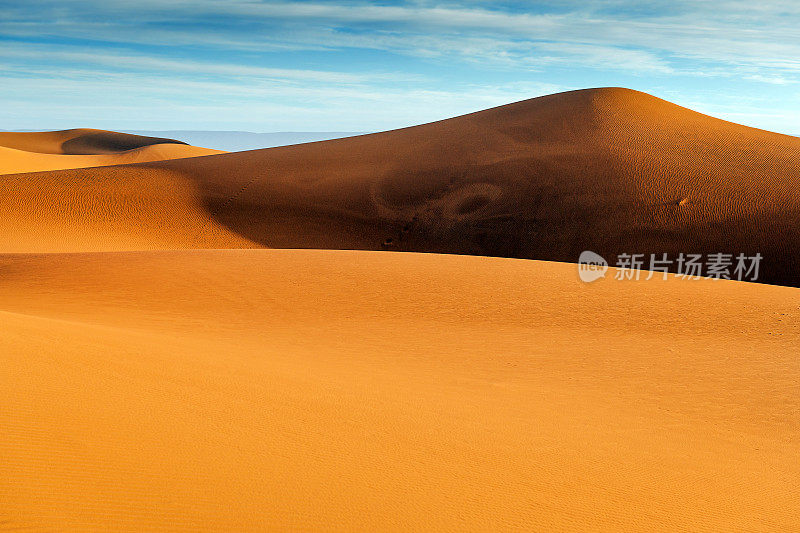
[0,129,224,175]
[0,128,189,154]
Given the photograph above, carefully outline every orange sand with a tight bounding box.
[0,250,797,531]
[0,128,191,154]
[1,88,799,530]
[0,129,223,175]
[2,89,799,284]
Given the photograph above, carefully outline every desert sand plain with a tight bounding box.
[0,88,798,531]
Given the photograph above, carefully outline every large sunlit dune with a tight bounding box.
[1,249,797,531]
[2,88,799,284]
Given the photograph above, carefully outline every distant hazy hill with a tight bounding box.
[127,131,366,152]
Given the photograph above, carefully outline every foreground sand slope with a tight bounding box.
[1,250,797,531]
[2,88,799,284]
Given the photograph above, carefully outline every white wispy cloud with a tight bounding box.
[2,1,799,131]
[3,0,798,77]
[0,45,422,84]
[0,59,567,130]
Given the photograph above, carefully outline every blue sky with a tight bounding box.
[2,0,800,133]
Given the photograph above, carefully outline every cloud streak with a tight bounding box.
[1,1,798,133]
[4,1,800,74]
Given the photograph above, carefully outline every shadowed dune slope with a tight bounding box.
[2,88,799,284]
[0,128,188,154]
[1,249,798,531]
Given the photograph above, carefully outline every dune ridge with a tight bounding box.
[0,128,224,175]
[1,88,799,284]
[1,249,798,531]
[0,143,225,175]
[0,128,189,155]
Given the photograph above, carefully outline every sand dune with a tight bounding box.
[1,88,798,284]
[0,128,189,155]
[0,129,224,175]
[1,249,797,531]
[0,143,224,175]
[2,89,798,530]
